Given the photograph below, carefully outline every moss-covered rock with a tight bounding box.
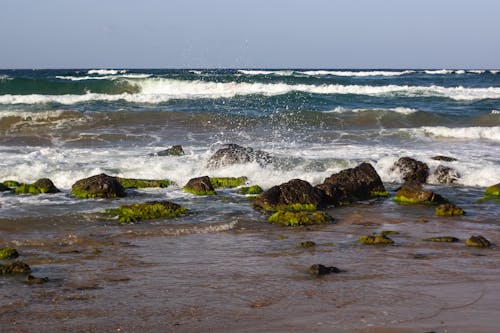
[308,264,342,277]
[297,241,316,248]
[0,261,31,275]
[3,180,21,187]
[210,176,247,188]
[107,200,186,223]
[370,191,390,198]
[238,185,263,195]
[485,183,500,197]
[0,248,19,260]
[117,177,173,189]
[422,236,459,242]
[358,234,394,245]
[15,178,59,195]
[71,173,126,199]
[393,182,448,205]
[155,145,184,156]
[268,210,332,227]
[0,183,11,192]
[465,235,491,248]
[435,203,465,216]
[255,179,326,211]
[183,176,216,195]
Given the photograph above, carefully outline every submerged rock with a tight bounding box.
[207,144,273,168]
[238,185,263,195]
[71,173,126,199]
[431,155,458,162]
[154,145,184,156]
[297,241,316,248]
[433,165,460,184]
[107,200,186,223]
[210,176,247,188]
[0,261,31,275]
[435,203,465,216]
[393,182,448,205]
[316,162,387,205]
[358,234,394,245]
[268,211,332,227]
[117,177,173,189]
[422,236,459,242]
[465,235,491,248]
[15,178,60,195]
[380,230,399,236]
[391,157,429,184]
[25,275,49,284]
[183,176,216,195]
[308,264,342,277]
[0,248,19,260]
[254,179,326,211]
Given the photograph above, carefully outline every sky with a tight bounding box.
[1,0,499,69]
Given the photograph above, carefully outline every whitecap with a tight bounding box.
[87,69,127,75]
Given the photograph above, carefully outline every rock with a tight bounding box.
[71,173,126,199]
[25,275,49,284]
[238,185,263,195]
[210,177,247,188]
[391,157,429,184]
[485,183,500,197]
[431,155,458,162]
[0,183,11,192]
[433,165,460,184]
[393,182,448,205]
[308,264,342,277]
[207,144,273,168]
[422,236,459,242]
[15,178,60,195]
[254,179,326,211]
[154,145,184,156]
[435,203,465,216]
[0,261,31,275]
[268,211,332,227]
[3,180,21,187]
[315,162,387,206]
[183,176,216,195]
[117,178,173,189]
[465,235,491,248]
[358,234,394,245]
[297,241,316,248]
[0,248,19,260]
[106,200,186,223]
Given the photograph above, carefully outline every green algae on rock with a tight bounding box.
[370,191,390,198]
[358,234,394,245]
[117,177,173,189]
[107,200,186,223]
[0,261,31,275]
[297,241,316,248]
[238,185,263,195]
[393,182,448,205]
[268,210,332,227]
[183,176,216,195]
[71,173,126,199]
[422,236,459,242]
[485,183,500,197]
[2,180,21,187]
[15,178,60,195]
[465,235,492,248]
[435,203,465,216]
[0,248,19,260]
[210,176,248,188]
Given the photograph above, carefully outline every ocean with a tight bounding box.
[1,68,499,332]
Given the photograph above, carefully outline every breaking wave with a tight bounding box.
[417,126,500,141]
[87,69,127,75]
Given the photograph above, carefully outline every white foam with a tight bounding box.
[237,69,295,76]
[2,79,500,105]
[56,73,151,81]
[491,110,500,114]
[468,70,486,74]
[0,109,70,121]
[490,70,499,74]
[418,126,500,141]
[87,69,127,75]
[0,74,11,80]
[424,69,454,75]
[300,70,415,77]
[323,107,418,115]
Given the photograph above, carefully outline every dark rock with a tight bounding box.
[297,241,316,248]
[15,178,60,195]
[431,155,457,162]
[0,261,31,275]
[25,275,49,284]
[0,183,11,192]
[393,182,448,205]
[435,203,464,216]
[391,157,429,184]
[315,162,387,205]
[207,144,273,168]
[465,235,491,248]
[308,264,342,277]
[433,165,460,184]
[183,176,216,195]
[71,173,126,199]
[155,145,184,156]
[254,179,326,210]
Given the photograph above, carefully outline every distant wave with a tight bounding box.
[300,70,415,77]
[87,69,127,75]
[2,79,500,105]
[237,69,295,76]
[424,69,490,75]
[0,75,11,80]
[324,106,419,115]
[417,126,500,141]
[56,73,151,81]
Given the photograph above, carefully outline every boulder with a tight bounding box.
[433,165,460,184]
[15,178,60,195]
[393,182,448,205]
[315,162,387,205]
[435,203,465,216]
[391,157,429,184]
[431,155,458,162]
[465,235,491,248]
[207,144,273,168]
[106,200,186,223]
[268,210,332,227]
[154,145,184,156]
[71,173,126,199]
[183,176,216,195]
[254,179,326,211]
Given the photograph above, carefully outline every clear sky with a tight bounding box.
[1,0,499,69]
